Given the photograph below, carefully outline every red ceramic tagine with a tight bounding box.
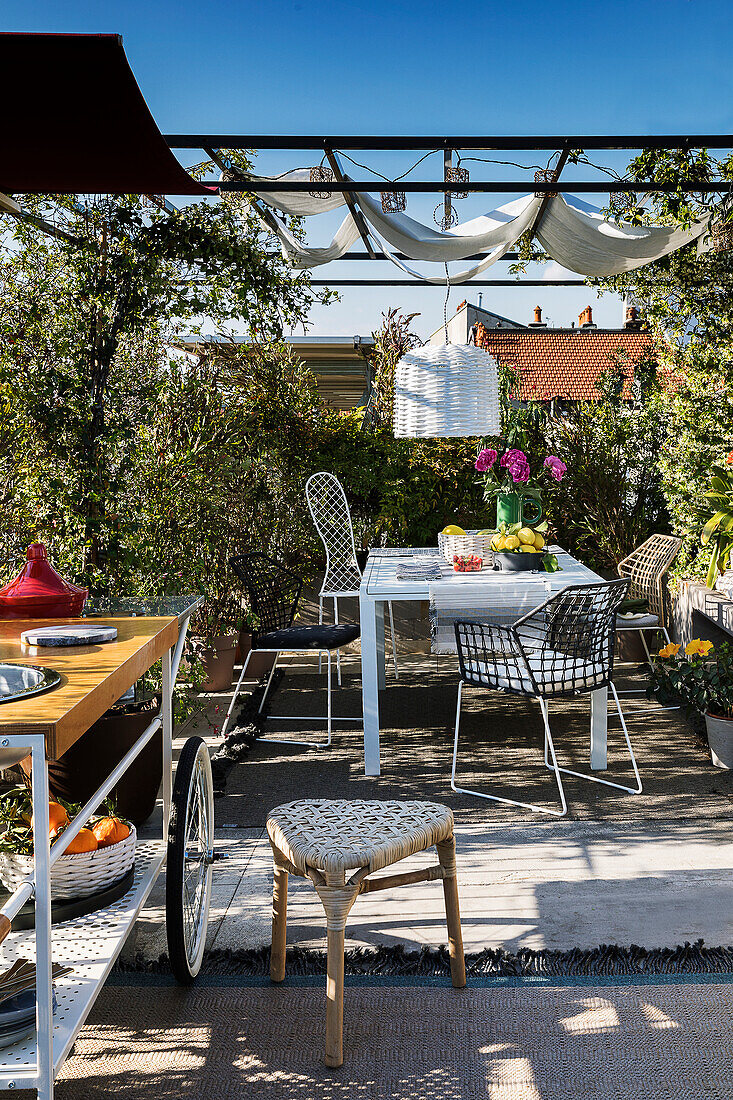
[0,543,88,619]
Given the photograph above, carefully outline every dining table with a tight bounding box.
[358,546,609,777]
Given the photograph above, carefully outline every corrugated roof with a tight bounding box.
[479,328,656,401]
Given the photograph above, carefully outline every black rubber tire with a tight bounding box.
[166,736,214,983]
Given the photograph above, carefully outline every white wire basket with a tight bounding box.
[0,825,136,900]
[438,530,495,566]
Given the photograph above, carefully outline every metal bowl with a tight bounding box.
[0,663,62,767]
[494,551,548,573]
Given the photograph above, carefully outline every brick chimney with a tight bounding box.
[579,305,596,330]
[624,305,641,330]
[528,305,547,328]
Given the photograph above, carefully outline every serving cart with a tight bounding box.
[0,596,214,1099]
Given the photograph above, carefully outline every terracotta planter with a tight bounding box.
[196,633,238,692]
[237,631,276,679]
[45,697,162,826]
[704,711,733,770]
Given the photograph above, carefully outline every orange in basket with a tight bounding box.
[63,828,98,854]
[92,817,130,848]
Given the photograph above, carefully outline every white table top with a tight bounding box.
[362,546,602,598]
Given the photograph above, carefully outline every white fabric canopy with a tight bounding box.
[250,168,710,279]
[535,194,709,276]
[251,169,347,216]
[353,191,542,262]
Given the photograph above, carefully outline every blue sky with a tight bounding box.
[6,0,733,338]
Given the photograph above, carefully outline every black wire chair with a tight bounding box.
[220,553,361,747]
[452,579,641,817]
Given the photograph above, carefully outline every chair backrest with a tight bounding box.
[305,471,362,596]
[617,534,682,624]
[229,553,302,642]
[455,579,629,698]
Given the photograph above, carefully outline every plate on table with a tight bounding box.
[20,624,118,647]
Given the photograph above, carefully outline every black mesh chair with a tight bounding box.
[452,579,641,817]
[220,553,360,747]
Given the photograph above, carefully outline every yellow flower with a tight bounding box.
[657,642,681,658]
[685,639,714,657]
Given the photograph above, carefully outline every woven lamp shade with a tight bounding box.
[394,343,501,438]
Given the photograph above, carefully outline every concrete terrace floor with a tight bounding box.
[124,654,733,963]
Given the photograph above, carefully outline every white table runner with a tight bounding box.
[429,548,603,653]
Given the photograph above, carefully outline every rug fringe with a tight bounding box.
[117,940,733,978]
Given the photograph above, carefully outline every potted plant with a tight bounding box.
[474,447,567,528]
[651,638,733,769]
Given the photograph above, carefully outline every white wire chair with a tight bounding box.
[451,579,642,818]
[306,471,399,684]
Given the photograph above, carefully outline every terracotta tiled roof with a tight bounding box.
[480,329,656,401]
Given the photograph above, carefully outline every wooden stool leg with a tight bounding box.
[270,861,288,983]
[325,925,345,1068]
[315,881,360,1069]
[437,835,466,988]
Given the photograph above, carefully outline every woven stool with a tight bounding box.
[266,798,466,1068]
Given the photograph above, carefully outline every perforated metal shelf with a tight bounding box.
[0,841,165,1087]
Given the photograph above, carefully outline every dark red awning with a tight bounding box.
[0,33,215,196]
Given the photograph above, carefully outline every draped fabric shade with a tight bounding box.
[251,172,709,280]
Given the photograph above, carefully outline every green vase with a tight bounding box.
[496,492,542,528]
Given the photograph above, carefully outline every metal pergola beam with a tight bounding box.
[217,178,733,193]
[309,279,586,286]
[165,133,733,151]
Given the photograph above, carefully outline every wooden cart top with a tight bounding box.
[0,616,179,759]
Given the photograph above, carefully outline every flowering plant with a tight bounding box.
[650,637,733,718]
[474,446,566,504]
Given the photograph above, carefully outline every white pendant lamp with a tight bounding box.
[393,342,501,438]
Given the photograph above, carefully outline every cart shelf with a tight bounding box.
[0,841,164,1086]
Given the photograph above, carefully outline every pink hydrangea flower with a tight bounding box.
[544,456,567,482]
[500,448,528,469]
[509,458,531,484]
[475,448,498,472]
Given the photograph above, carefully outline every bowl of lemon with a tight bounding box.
[491,523,548,571]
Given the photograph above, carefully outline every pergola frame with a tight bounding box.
[170,132,733,288]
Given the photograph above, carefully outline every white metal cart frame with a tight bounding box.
[0,596,212,1099]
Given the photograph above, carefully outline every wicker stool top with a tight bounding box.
[267,799,454,877]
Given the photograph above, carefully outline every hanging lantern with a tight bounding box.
[394,343,501,438]
[309,165,334,199]
[446,164,470,199]
[534,169,557,198]
[381,190,406,214]
[434,203,458,230]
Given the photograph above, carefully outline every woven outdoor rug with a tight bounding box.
[53,972,733,1099]
[213,665,733,827]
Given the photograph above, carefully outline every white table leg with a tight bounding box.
[376,600,386,691]
[590,686,608,770]
[360,590,381,776]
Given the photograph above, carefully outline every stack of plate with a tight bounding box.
[0,960,66,1049]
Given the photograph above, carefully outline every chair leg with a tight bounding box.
[257,649,353,749]
[436,835,465,988]
[545,683,643,795]
[334,596,342,687]
[258,652,280,715]
[318,596,324,675]
[325,926,345,1068]
[616,626,680,713]
[220,650,253,740]
[388,600,399,680]
[450,682,567,817]
[270,860,288,983]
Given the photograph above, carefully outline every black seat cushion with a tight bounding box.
[255,623,360,651]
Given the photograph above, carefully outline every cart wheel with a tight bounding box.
[166,736,214,983]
